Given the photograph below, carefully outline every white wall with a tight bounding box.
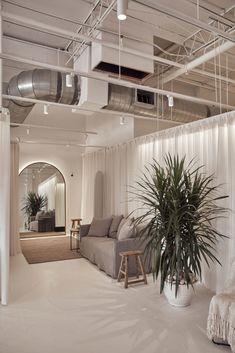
[18,143,83,233]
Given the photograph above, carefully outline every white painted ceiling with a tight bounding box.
[4,0,235,147]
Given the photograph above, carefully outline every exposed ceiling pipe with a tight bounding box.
[4,10,235,92]
[162,39,235,84]
[1,11,184,69]
[105,83,216,123]
[133,0,235,43]
[5,69,80,123]
[10,122,97,135]
[3,94,181,125]
[2,52,235,111]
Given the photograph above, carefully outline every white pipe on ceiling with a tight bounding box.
[2,53,235,111]
[134,0,235,43]
[3,94,182,125]
[162,39,235,84]
[2,11,184,69]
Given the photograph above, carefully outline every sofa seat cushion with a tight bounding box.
[80,236,115,277]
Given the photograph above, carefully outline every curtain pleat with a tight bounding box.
[10,142,21,256]
[82,111,235,293]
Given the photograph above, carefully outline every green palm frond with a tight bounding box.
[132,154,229,297]
[21,191,47,217]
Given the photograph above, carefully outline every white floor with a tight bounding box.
[0,255,230,353]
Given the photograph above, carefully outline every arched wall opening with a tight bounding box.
[19,162,66,234]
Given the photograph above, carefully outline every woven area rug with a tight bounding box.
[20,231,65,239]
[21,236,82,264]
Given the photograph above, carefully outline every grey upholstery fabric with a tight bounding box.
[109,215,123,239]
[117,218,136,240]
[80,232,150,278]
[88,217,112,237]
[80,224,91,238]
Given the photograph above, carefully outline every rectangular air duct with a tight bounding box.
[91,31,154,80]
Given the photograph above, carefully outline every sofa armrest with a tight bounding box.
[80,224,91,238]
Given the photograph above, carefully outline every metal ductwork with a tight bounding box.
[104,83,218,123]
[4,69,81,124]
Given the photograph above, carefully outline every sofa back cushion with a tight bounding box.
[35,210,44,220]
[117,218,136,240]
[88,217,113,237]
[109,215,124,239]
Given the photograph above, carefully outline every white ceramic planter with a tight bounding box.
[164,282,194,307]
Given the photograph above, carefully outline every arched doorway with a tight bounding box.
[19,162,66,237]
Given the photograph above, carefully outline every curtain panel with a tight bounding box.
[10,142,21,256]
[82,111,235,293]
[0,113,10,305]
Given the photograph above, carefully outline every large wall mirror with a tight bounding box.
[19,162,66,236]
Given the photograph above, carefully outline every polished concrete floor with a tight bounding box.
[0,255,230,353]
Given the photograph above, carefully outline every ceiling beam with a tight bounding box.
[162,39,235,84]
[133,0,235,43]
[2,11,184,69]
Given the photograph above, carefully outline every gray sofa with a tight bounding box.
[29,210,55,232]
[80,222,150,278]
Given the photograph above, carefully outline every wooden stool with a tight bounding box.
[70,218,82,251]
[117,250,147,288]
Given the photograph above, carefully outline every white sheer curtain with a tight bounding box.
[0,113,10,305]
[38,176,56,210]
[10,142,21,256]
[55,183,65,227]
[82,111,235,293]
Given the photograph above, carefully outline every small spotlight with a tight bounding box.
[167,95,174,107]
[43,104,49,115]
[120,116,126,125]
[26,128,30,135]
[66,73,73,88]
[117,0,128,20]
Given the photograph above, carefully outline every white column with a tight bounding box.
[0,0,10,306]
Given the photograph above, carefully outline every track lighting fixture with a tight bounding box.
[117,0,128,20]
[167,95,174,107]
[43,104,49,115]
[66,73,73,87]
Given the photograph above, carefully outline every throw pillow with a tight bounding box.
[109,215,124,239]
[117,218,136,240]
[88,217,113,237]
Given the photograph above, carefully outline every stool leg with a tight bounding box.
[70,230,72,250]
[137,255,147,284]
[124,256,129,289]
[135,255,139,279]
[117,256,124,282]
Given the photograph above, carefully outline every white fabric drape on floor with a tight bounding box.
[82,111,235,293]
[10,142,21,256]
[0,113,10,305]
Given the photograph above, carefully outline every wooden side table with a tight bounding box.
[117,250,147,288]
[70,218,82,251]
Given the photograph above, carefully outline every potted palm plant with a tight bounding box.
[133,154,228,307]
[22,191,47,228]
